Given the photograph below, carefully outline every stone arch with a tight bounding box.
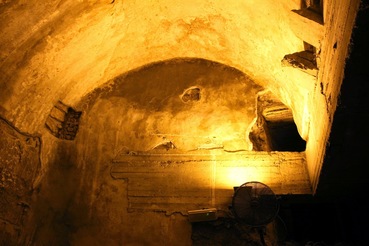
[76,57,265,153]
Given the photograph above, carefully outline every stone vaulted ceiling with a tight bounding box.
[0,0,362,244]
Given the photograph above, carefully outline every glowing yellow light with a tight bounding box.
[215,163,269,189]
[228,167,258,185]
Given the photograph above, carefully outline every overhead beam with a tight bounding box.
[288,8,324,48]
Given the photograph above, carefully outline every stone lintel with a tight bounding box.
[289,8,324,48]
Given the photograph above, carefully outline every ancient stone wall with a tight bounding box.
[0,118,41,245]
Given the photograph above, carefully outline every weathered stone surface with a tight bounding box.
[111,151,311,214]
[0,1,362,245]
[0,117,41,245]
[0,0,314,142]
[80,58,263,152]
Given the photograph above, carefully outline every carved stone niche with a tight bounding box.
[45,101,82,140]
[249,91,306,152]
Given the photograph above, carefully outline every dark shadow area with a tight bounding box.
[0,117,41,245]
[191,217,277,246]
[277,2,369,245]
[317,0,369,198]
[21,141,89,245]
[249,91,306,152]
[266,121,306,152]
[277,195,369,245]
